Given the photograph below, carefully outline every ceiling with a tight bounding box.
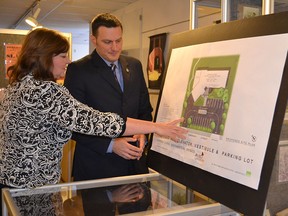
[1,0,288,45]
[0,0,139,45]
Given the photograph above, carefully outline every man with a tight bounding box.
[64,13,153,181]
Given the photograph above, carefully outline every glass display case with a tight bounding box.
[2,171,238,216]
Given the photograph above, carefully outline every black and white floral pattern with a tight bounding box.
[13,192,64,216]
[0,75,125,188]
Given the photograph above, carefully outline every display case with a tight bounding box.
[2,171,238,216]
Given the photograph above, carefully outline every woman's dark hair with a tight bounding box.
[91,13,123,37]
[9,28,70,84]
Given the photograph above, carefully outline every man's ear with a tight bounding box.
[90,34,96,46]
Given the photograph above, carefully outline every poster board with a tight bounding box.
[148,12,288,216]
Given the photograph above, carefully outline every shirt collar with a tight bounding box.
[96,51,119,68]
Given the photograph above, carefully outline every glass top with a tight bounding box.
[2,172,236,216]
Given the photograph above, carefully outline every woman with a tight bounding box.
[0,28,186,190]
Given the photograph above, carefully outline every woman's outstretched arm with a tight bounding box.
[123,118,187,142]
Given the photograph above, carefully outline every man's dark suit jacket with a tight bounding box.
[64,50,153,181]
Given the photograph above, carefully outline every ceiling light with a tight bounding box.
[25,7,41,27]
[32,25,43,30]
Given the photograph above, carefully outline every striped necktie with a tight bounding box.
[110,63,118,82]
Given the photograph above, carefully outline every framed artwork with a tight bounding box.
[4,43,22,79]
[146,33,167,89]
[238,4,261,19]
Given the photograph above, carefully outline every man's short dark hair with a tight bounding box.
[91,13,123,36]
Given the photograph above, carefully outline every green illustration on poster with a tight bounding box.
[181,56,239,135]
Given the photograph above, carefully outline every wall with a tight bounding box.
[71,43,89,61]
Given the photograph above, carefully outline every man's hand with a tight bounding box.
[132,134,147,160]
[111,184,144,203]
[112,137,143,160]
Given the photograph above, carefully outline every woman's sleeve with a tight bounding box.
[48,84,126,138]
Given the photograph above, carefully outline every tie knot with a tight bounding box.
[110,63,116,72]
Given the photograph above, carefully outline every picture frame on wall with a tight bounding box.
[238,4,261,19]
[4,43,22,79]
